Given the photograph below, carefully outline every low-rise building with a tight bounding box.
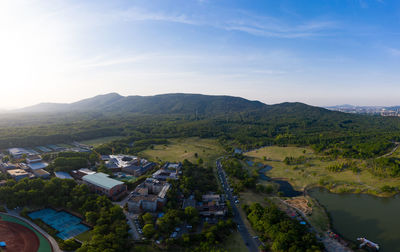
[82,172,127,200]
[197,194,227,217]
[26,155,42,163]
[106,155,155,176]
[127,178,170,213]
[7,169,31,181]
[54,171,74,180]
[0,163,17,172]
[32,169,50,179]
[71,168,96,179]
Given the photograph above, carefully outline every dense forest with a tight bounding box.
[243,202,323,252]
[1,93,400,159]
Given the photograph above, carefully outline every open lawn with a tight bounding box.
[247,146,314,161]
[80,136,124,147]
[246,146,400,196]
[75,230,92,242]
[306,196,330,233]
[139,138,226,167]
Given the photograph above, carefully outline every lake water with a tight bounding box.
[258,166,302,197]
[308,188,400,252]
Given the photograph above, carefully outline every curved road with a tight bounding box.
[217,160,261,252]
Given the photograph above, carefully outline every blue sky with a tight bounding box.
[1,0,400,108]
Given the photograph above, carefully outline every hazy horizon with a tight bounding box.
[1,92,400,111]
[2,0,400,108]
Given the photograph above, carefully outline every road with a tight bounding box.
[113,193,141,240]
[216,160,261,252]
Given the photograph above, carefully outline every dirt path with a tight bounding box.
[377,142,400,158]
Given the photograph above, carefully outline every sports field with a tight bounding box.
[0,213,52,252]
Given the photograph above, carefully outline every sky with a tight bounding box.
[1,0,400,108]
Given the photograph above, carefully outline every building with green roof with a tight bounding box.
[82,172,127,200]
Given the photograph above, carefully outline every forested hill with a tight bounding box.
[16,93,266,115]
[3,92,400,159]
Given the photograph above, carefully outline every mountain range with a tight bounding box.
[15,93,316,115]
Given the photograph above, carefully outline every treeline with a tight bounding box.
[369,157,400,177]
[284,156,308,165]
[243,202,323,252]
[44,152,100,172]
[2,104,400,159]
[95,138,168,155]
[220,157,263,193]
[0,178,130,251]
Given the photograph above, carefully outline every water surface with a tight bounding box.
[309,188,400,252]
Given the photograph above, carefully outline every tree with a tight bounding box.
[142,212,154,224]
[85,211,98,225]
[143,224,155,238]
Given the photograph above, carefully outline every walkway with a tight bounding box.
[3,208,61,252]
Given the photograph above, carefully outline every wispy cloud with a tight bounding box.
[78,54,157,68]
[108,7,338,39]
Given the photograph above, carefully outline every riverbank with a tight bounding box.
[246,146,400,198]
[308,187,400,252]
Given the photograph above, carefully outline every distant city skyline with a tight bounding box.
[2,0,400,109]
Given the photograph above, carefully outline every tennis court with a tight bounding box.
[29,208,90,240]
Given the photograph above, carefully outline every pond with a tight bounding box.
[308,188,400,252]
[258,166,302,197]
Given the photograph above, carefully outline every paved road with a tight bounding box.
[113,193,141,240]
[3,209,61,252]
[217,160,261,252]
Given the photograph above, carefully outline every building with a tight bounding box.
[106,155,155,176]
[54,171,74,180]
[122,162,156,177]
[7,169,31,181]
[82,172,127,200]
[151,162,181,181]
[152,169,178,181]
[127,178,171,213]
[0,163,17,172]
[32,169,50,179]
[27,161,48,170]
[26,155,42,163]
[71,168,96,179]
[197,194,227,217]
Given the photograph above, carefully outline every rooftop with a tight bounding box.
[27,162,48,170]
[7,169,29,176]
[33,169,50,176]
[129,194,158,203]
[82,172,124,190]
[54,171,74,179]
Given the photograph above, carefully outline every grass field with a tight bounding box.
[80,136,124,147]
[0,213,52,252]
[248,146,313,161]
[306,196,330,233]
[246,146,400,196]
[139,137,226,167]
[75,230,92,242]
